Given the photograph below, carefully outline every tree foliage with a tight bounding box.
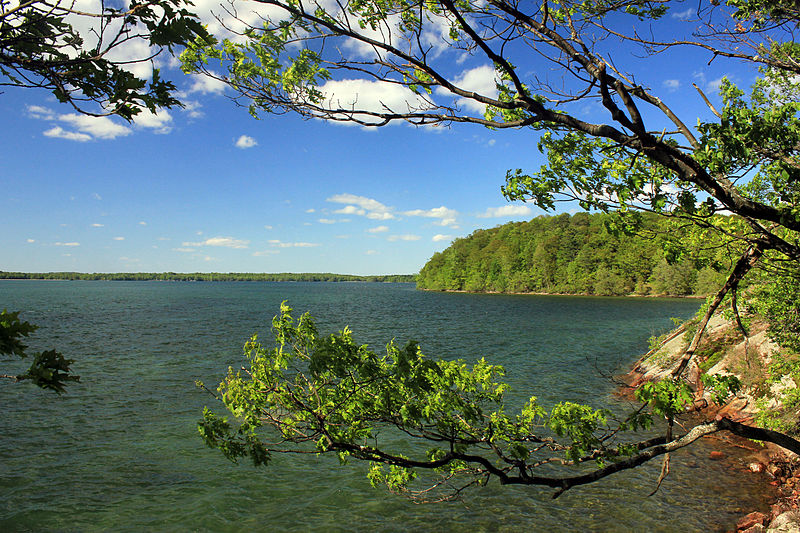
[417,212,732,296]
[185,0,800,499]
[199,302,800,501]
[0,309,78,393]
[1,0,208,119]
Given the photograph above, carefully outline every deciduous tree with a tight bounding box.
[183,0,800,497]
[1,0,208,119]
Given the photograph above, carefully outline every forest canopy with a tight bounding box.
[417,212,732,296]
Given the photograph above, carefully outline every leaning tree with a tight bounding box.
[183,0,800,499]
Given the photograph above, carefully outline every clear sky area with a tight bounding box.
[1,2,750,275]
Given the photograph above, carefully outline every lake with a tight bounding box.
[0,281,771,531]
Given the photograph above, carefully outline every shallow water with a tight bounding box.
[0,281,771,531]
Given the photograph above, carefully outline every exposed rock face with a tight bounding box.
[628,314,789,425]
[766,511,800,532]
[627,313,800,532]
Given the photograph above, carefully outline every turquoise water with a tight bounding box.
[0,281,770,531]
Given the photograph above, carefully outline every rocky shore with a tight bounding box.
[626,314,800,532]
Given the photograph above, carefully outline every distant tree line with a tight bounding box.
[0,272,416,283]
[417,212,735,297]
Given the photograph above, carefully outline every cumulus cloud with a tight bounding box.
[268,239,320,248]
[387,234,421,242]
[477,205,533,218]
[91,223,104,227]
[32,106,132,141]
[318,218,337,224]
[26,239,35,243]
[432,234,452,242]
[368,225,389,233]
[188,72,228,94]
[327,193,396,220]
[334,205,366,216]
[113,236,125,241]
[663,79,680,91]
[252,250,279,256]
[173,247,197,253]
[435,64,498,113]
[134,109,173,134]
[54,242,80,246]
[672,8,694,19]
[182,236,250,249]
[57,114,132,140]
[319,79,434,125]
[32,102,171,139]
[235,135,258,149]
[404,206,458,227]
[44,127,92,142]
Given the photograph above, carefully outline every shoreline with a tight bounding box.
[418,287,707,298]
[622,315,800,532]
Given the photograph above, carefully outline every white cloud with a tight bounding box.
[305,209,316,213]
[264,225,273,230]
[404,206,458,227]
[327,193,396,220]
[92,193,103,201]
[235,135,258,149]
[672,8,694,19]
[182,99,205,119]
[188,72,227,95]
[388,234,421,242]
[139,221,147,226]
[173,247,197,253]
[54,242,80,246]
[319,79,434,125]
[135,109,173,134]
[478,205,533,218]
[334,205,366,216]
[27,105,56,120]
[253,250,279,256]
[318,218,337,224]
[182,236,250,249]
[91,223,104,227]
[268,239,320,248]
[43,126,92,142]
[26,239,35,243]
[113,236,125,241]
[435,64,498,113]
[58,114,132,140]
[368,225,389,233]
[365,250,379,255]
[663,79,680,91]
[432,234,452,242]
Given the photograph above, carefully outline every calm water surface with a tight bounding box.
[0,281,771,531]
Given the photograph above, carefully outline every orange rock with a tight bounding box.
[736,511,767,530]
[710,450,725,460]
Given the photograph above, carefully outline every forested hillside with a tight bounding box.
[417,212,730,296]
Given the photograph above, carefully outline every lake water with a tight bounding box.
[0,281,772,531]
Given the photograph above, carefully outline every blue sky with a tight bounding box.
[0,2,751,275]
